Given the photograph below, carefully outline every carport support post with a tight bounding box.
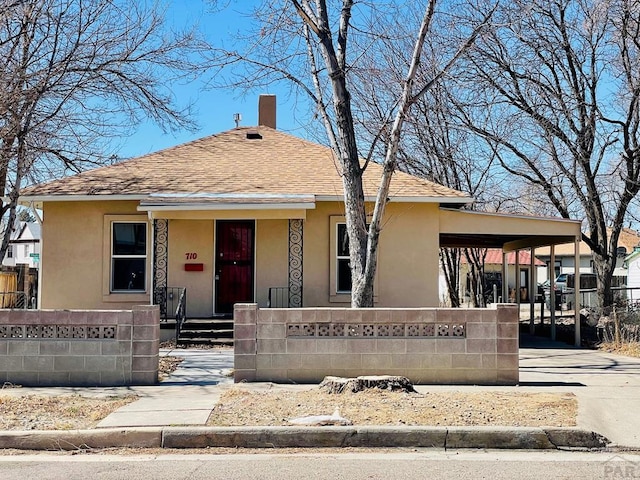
[515,250,520,307]
[529,247,535,335]
[550,245,556,341]
[502,252,508,302]
[574,237,581,347]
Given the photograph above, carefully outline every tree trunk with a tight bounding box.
[592,252,614,313]
[464,248,486,307]
[319,375,417,394]
[440,248,461,307]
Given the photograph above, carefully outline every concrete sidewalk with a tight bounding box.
[2,337,640,450]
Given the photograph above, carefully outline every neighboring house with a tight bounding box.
[458,249,546,304]
[19,96,582,318]
[2,221,41,270]
[624,248,640,292]
[536,228,640,284]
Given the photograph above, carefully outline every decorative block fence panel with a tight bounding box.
[0,305,159,386]
[234,304,519,385]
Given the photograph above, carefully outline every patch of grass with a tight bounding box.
[599,342,640,358]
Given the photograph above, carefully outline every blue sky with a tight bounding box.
[117,0,313,159]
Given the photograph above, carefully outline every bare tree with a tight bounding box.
[393,80,495,307]
[452,0,640,309]
[209,0,494,307]
[0,0,207,260]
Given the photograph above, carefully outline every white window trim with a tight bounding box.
[336,222,351,294]
[102,214,150,303]
[329,216,378,303]
[110,221,148,293]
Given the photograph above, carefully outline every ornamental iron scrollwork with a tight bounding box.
[288,219,303,308]
[152,219,169,318]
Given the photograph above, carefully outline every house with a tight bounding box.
[456,249,546,304]
[0,220,40,308]
[623,248,640,299]
[2,221,41,270]
[19,96,583,325]
[536,228,640,284]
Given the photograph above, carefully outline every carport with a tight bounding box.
[438,208,583,346]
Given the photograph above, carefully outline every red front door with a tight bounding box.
[215,220,255,314]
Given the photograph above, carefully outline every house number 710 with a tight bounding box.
[185,252,198,260]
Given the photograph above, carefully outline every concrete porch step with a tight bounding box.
[177,318,235,345]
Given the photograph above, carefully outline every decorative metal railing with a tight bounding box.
[268,287,290,308]
[0,291,30,309]
[175,288,187,343]
[153,286,186,322]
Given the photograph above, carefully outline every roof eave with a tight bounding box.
[20,194,148,205]
[21,193,473,205]
[316,195,474,204]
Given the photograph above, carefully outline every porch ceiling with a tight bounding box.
[439,208,581,252]
[439,233,577,251]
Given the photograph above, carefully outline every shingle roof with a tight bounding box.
[536,228,640,256]
[21,127,471,201]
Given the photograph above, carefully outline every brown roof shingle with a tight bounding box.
[22,127,471,201]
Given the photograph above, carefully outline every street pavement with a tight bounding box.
[1,450,637,480]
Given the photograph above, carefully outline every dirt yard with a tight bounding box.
[0,353,578,431]
[0,394,137,430]
[207,387,577,427]
[0,355,185,431]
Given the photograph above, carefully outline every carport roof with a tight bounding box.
[439,209,581,251]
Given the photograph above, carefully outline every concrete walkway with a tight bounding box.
[89,339,640,448]
[96,349,234,428]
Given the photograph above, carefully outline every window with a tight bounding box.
[111,222,147,292]
[336,223,352,292]
[6,245,12,258]
[329,216,377,303]
[24,244,29,257]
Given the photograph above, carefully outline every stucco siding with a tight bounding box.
[168,220,214,317]
[304,201,440,308]
[41,200,442,312]
[379,202,440,306]
[302,202,332,307]
[255,219,288,308]
[41,201,147,310]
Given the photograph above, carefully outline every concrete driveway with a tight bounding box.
[519,335,640,448]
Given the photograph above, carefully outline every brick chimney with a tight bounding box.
[258,94,276,129]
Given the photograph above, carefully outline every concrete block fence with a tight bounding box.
[0,305,159,386]
[234,304,519,385]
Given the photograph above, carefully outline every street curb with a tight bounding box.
[0,426,609,451]
[0,428,163,451]
[161,426,608,450]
